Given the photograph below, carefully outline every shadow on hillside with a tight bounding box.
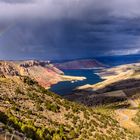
[76,96,128,108]
[64,78,140,108]
[64,92,129,107]
[95,78,140,94]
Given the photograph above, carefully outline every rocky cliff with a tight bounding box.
[0,60,72,88]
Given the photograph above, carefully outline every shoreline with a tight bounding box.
[47,75,86,90]
[61,75,86,81]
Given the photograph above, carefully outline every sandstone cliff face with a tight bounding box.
[0,60,64,88]
[0,61,19,76]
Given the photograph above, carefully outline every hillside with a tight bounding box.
[54,59,106,70]
[0,75,139,140]
[77,63,140,93]
[0,60,85,88]
[1,61,140,139]
[65,63,140,134]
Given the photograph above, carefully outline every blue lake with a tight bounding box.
[50,69,102,95]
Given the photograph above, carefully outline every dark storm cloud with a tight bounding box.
[0,0,140,60]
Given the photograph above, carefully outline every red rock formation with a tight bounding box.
[0,60,64,88]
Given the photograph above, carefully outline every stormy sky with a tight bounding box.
[0,0,140,60]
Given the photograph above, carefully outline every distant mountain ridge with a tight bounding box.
[54,59,106,70]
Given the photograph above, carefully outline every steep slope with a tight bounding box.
[0,76,138,140]
[0,60,85,88]
[54,59,106,70]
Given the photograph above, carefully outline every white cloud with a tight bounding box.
[107,48,140,56]
[109,0,140,18]
[0,0,140,21]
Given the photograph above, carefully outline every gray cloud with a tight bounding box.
[0,0,140,21]
[0,0,34,3]
[0,0,140,60]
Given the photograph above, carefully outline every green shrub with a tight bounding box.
[23,76,37,86]
[15,87,24,95]
[0,111,8,124]
[45,101,60,113]
[21,125,37,139]
[68,129,77,139]
[36,104,43,111]
[52,133,62,140]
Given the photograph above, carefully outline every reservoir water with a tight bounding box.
[50,69,102,95]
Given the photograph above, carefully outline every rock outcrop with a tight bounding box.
[0,60,64,88]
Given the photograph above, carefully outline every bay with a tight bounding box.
[50,69,102,95]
